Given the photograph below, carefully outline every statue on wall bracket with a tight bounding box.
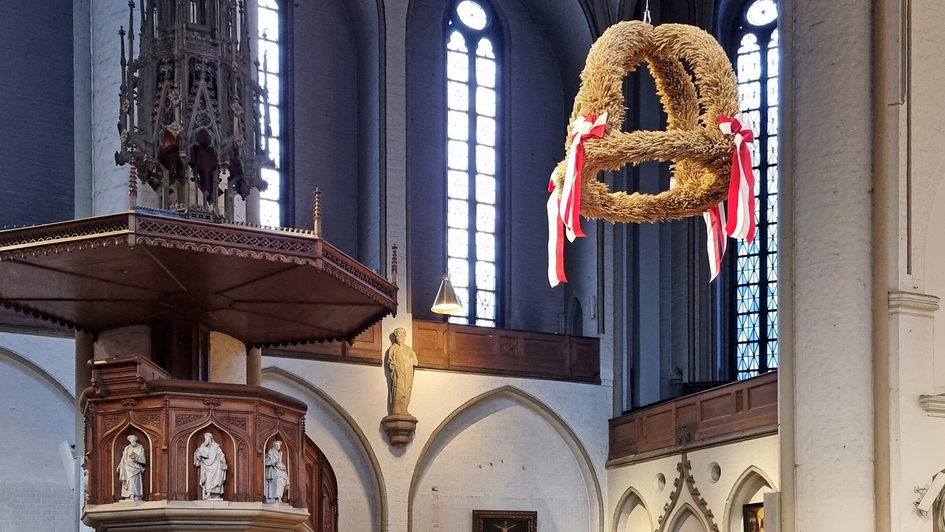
[382,327,419,447]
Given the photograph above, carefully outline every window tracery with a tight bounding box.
[732,0,779,380]
[446,0,500,326]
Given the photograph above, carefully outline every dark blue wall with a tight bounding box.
[0,0,74,227]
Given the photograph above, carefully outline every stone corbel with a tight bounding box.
[919,395,945,418]
[895,291,942,417]
[888,291,940,317]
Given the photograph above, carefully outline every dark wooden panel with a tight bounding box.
[268,320,601,384]
[83,357,308,506]
[426,321,599,383]
[609,372,778,465]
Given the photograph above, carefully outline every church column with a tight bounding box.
[781,0,876,530]
[75,331,94,531]
[246,347,262,386]
[209,332,248,385]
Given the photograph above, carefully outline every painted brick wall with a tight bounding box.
[262,355,612,532]
[0,0,74,227]
[0,355,76,531]
[412,398,591,531]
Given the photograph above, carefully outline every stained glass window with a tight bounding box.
[446,0,499,327]
[732,0,778,380]
[258,0,282,227]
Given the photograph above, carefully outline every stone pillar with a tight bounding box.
[75,331,95,532]
[209,332,248,385]
[246,347,262,386]
[782,0,876,530]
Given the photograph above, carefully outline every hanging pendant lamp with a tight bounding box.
[431,274,463,314]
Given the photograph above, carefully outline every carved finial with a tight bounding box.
[128,165,138,210]
[391,244,398,284]
[127,1,135,63]
[313,188,323,238]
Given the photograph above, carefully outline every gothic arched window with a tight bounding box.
[445,0,501,327]
[257,0,284,227]
[731,0,778,380]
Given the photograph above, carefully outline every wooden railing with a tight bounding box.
[268,320,601,384]
[608,371,778,466]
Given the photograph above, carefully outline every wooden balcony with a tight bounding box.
[608,371,777,466]
[269,320,601,384]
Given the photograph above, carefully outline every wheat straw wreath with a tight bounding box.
[547,21,757,286]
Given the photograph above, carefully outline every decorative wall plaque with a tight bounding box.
[472,510,537,532]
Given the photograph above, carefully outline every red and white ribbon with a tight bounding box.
[701,113,756,281]
[719,113,756,243]
[703,204,727,280]
[547,112,608,287]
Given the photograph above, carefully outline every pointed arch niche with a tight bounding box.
[407,386,604,531]
[671,505,710,532]
[289,0,384,269]
[613,487,652,532]
[261,367,387,532]
[406,0,593,332]
[723,466,776,532]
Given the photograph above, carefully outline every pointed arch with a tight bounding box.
[613,486,653,532]
[261,366,388,532]
[723,465,776,532]
[0,345,73,407]
[669,503,711,532]
[407,385,604,531]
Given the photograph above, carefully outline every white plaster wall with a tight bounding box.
[608,435,778,532]
[412,398,590,531]
[0,334,77,532]
[261,356,611,532]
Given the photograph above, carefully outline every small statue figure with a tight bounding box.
[265,440,289,503]
[117,435,146,501]
[388,327,418,416]
[193,433,227,500]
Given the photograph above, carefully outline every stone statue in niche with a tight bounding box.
[193,433,227,500]
[265,440,288,503]
[117,435,146,501]
[381,327,419,447]
[388,327,417,416]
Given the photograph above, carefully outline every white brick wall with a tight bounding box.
[262,356,611,532]
[0,353,77,532]
[412,397,590,532]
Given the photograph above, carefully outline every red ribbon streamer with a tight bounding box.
[719,113,756,243]
[547,113,608,287]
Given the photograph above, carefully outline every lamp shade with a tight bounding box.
[431,275,463,314]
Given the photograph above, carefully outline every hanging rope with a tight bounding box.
[642,0,652,24]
